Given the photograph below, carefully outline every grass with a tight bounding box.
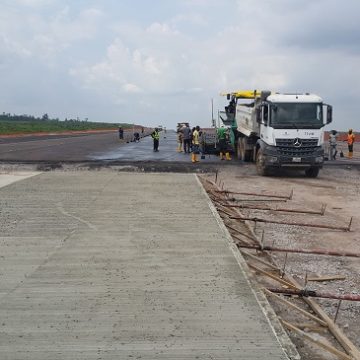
[0,120,132,135]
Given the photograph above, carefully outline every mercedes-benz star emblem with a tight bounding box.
[293,138,302,147]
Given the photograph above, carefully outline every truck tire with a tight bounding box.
[305,167,320,178]
[236,140,242,160]
[238,137,252,162]
[256,149,269,176]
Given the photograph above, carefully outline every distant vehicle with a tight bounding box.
[219,90,333,177]
[158,125,163,131]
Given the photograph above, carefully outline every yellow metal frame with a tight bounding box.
[220,90,267,99]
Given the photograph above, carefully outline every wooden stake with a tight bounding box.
[281,320,353,360]
[263,289,327,327]
[248,263,298,289]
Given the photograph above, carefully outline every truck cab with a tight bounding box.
[256,93,332,177]
[221,90,333,177]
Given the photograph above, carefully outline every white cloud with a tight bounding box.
[0,5,104,61]
[15,0,56,6]
[0,34,32,58]
[123,83,142,93]
[146,22,179,36]
[1,1,360,129]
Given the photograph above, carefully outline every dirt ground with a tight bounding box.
[201,164,360,360]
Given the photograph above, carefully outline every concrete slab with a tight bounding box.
[0,171,41,188]
[90,131,216,163]
[0,171,290,359]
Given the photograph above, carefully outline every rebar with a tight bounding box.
[215,189,293,199]
[267,287,360,302]
[230,215,352,232]
[221,203,326,215]
[236,243,360,258]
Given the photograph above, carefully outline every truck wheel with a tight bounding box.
[256,149,269,176]
[238,138,252,162]
[235,139,241,160]
[305,167,320,178]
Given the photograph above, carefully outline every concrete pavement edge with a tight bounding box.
[195,174,301,360]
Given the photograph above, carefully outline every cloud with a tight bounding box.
[0,4,104,61]
[123,83,142,93]
[14,0,56,6]
[146,22,179,36]
[1,1,360,129]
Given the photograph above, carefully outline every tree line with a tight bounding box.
[0,112,132,135]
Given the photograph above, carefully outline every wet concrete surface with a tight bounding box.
[0,131,124,162]
[0,131,224,164]
[91,131,218,163]
[0,171,291,359]
[1,130,359,172]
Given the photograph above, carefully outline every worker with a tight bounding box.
[118,127,124,140]
[328,130,337,160]
[151,128,160,152]
[191,126,201,163]
[190,127,195,152]
[217,126,231,160]
[177,126,184,152]
[227,97,236,114]
[347,129,355,158]
[182,124,191,153]
[133,132,140,142]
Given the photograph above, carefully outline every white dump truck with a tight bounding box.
[220,90,333,177]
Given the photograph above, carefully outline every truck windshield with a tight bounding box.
[270,103,323,129]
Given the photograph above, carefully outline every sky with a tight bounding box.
[1,0,359,130]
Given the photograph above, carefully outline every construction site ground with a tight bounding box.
[201,164,360,360]
[0,130,360,359]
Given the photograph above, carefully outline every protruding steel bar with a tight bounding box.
[230,215,352,232]
[236,243,360,258]
[334,300,342,324]
[221,203,326,215]
[281,252,288,278]
[215,189,293,199]
[228,197,288,202]
[267,287,360,302]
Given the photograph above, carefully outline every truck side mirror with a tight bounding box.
[227,94,231,100]
[326,105,333,124]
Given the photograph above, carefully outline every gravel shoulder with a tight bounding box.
[201,165,360,360]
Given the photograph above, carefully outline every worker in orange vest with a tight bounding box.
[347,129,355,158]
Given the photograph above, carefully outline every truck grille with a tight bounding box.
[275,138,319,157]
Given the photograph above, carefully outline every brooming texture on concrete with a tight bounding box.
[0,171,288,359]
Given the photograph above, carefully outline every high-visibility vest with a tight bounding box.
[217,127,227,140]
[152,131,159,140]
[192,130,199,145]
[347,133,355,145]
